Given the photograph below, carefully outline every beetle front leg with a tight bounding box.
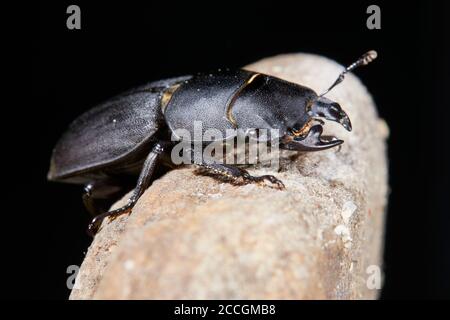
[196,163,285,190]
[87,143,166,236]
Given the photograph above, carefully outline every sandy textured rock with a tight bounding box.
[70,53,389,300]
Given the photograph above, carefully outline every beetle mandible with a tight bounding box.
[48,51,377,236]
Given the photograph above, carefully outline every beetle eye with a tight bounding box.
[328,103,342,118]
[330,103,340,112]
[317,112,325,117]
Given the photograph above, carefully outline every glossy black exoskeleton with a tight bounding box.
[48,51,377,235]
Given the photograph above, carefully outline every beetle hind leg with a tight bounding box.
[87,143,167,237]
[196,163,285,190]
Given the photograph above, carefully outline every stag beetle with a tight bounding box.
[48,51,377,235]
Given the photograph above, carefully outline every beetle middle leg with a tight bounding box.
[87,142,166,236]
[196,163,285,189]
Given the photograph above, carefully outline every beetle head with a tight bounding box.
[309,96,352,131]
[279,96,352,151]
[280,50,377,151]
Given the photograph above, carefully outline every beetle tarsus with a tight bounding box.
[87,202,133,236]
[242,173,286,190]
[196,163,285,190]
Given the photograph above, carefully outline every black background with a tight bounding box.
[25,0,449,299]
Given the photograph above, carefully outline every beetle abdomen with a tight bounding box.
[48,77,190,182]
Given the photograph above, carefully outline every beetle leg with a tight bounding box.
[196,163,285,190]
[87,143,166,237]
[82,180,127,216]
[281,125,344,151]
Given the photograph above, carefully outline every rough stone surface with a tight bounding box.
[70,53,389,300]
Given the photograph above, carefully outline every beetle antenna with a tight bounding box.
[320,50,377,97]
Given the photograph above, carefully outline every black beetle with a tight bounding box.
[48,51,377,235]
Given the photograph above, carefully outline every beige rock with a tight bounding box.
[70,53,389,300]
